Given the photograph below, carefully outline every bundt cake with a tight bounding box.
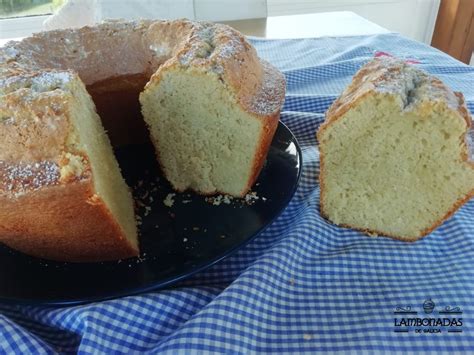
[0,19,286,261]
[317,57,474,241]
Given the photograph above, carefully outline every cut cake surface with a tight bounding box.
[317,57,474,241]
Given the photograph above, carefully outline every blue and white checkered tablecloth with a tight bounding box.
[1,33,474,353]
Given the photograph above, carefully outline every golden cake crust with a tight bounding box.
[319,58,471,133]
[317,57,474,241]
[2,19,285,117]
[0,180,138,262]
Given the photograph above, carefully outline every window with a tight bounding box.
[0,0,64,19]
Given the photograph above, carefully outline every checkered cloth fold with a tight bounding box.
[1,33,474,353]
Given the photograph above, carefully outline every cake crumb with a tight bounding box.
[144,206,152,216]
[204,191,263,206]
[136,253,148,263]
[163,193,176,207]
[183,237,188,242]
[289,278,296,285]
[303,334,313,341]
[244,192,259,205]
[205,194,234,205]
[136,215,143,226]
[182,199,192,204]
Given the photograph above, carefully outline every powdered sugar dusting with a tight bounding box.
[178,24,244,66]
[179,25,215,66]
[2,46,19,59]
[31,71,72,91]
[0,160,60,196]
[362,57,461,112]
[179,48,197,66]
[1,71,72,95]
[215,38,243,60]
[248,60,286,115]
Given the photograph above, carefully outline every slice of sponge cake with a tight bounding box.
[317,57,474,241]
[0,71,138,261]
[140,23,285,197]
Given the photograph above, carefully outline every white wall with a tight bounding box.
[99,0,194,20]
[267,0,440,43]
[99,0,267,22]
[195,0,267,21]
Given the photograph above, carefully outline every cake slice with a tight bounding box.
[317,57,474,241]
[140,23,285,197]
[0,71,138,261]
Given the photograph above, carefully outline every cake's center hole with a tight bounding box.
[86,73,151,147]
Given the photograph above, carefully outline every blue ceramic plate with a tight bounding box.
[0,122,302,305]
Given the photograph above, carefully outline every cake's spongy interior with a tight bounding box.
[140,69,262,196]
[65,79,138,247]
[320,94,474,239]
